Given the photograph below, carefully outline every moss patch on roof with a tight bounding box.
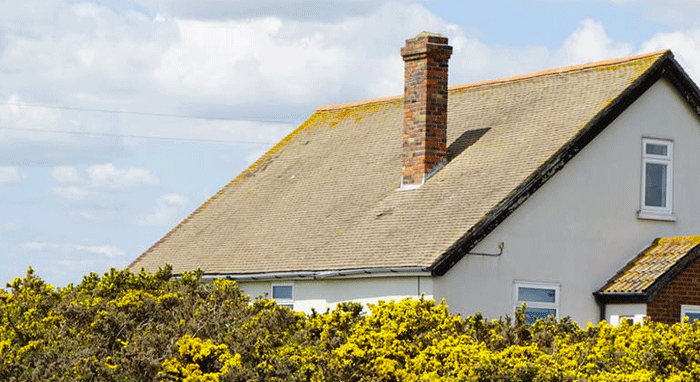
[600,236,700,294]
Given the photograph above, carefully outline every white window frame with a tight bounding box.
[681,305,700,323]
[610,314,645,326]
[639,138,673,219]
[271,282,294,309]
[513,281,560,321]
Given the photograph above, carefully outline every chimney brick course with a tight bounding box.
[401,32,452,188]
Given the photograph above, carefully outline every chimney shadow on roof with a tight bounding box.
[447,127,490,161]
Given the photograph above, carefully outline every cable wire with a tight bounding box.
[4,102,301,124]
[0,126,278,145]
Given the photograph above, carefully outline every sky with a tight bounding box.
[3,0,700,287]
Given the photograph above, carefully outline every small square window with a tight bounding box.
[271,283,294,309]
[514,282,559,324]
[610,314,645,326]
[640,138,673,218]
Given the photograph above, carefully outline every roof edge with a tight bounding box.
[193,266,432,281]
[128,110,326,270]
[639,241,700,302]
[593,292,648,304]
[431,50,678,276]
[593,240,700,304]
[317,50,670,112]
[593,239,660,296]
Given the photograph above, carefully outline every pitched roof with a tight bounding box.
[595,236,700,302]
[130,50,699,278]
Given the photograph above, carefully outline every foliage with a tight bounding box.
[159,335,241,381]
[3,267,700,381]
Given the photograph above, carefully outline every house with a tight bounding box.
[130,32,700,325]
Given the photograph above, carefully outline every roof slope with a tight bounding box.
[131,50,685,277]
[596,236,700,302]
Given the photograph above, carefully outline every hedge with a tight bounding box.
[2,267,700,381]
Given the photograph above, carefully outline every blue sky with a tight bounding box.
[2,0,700,286]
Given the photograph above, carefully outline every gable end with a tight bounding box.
[595,242,700,305]
[431,51,700,276]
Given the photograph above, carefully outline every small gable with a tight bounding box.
[596,236,700,324]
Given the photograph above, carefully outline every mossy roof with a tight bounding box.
[598,236,700,295]
[130,50,695,278]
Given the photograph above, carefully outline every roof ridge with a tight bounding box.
[317,50,671,112]
[658,235,700,243]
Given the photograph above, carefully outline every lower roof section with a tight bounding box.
[595,236,700,304]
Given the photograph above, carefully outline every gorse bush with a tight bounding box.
[2,267,700,381]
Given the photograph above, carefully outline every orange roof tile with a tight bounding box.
[599,236,700,294]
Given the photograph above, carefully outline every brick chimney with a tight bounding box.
[401,32,452,189]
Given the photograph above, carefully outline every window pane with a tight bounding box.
[645,162,667,207]
[646,143,668,156]
[523,307,556,324]
[272,285,293,299]
[518,287,556,303]
[686,313,700,324]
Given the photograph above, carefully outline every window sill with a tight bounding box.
[637,211,676,222]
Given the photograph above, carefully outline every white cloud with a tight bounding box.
[20,241,126,258]
[0,167,24,185]
[0,94,68,145]
[51,163,159,201]
[50,163,158,207]
[0,1,446,153]
[604,1,700,26]
[51,166,82,183]
[86,163,159,189]
[641,28,700,82]
[150,2,452,104]
[135,193,189,226]
[0,222,17,231]
[558,19,632,65]
[0,94,124,165]
[138,0,386,21]
[68,209,118,223]
[52,186,90,200]
[53,163,160,189]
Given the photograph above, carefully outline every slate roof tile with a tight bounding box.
[130,51,672,276]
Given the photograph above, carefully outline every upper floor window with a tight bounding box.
[640,138,673,219]
[513,282,559,324]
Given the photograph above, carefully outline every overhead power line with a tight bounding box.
[0,126,277,145]
[3,102,301,124]
[0,102,303,144]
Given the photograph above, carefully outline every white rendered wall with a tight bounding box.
[434,79,700,325]
[238,276,433,314]
[606,303,647,324]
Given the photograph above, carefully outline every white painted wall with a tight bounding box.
[238,275,433,314]
[606,303,647,325]
[434,79,700,325]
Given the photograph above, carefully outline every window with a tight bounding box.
[610,314,645,326]
[514,282,559,324]
[681,305,700,323]
[271,283,294,309]
[640,138,673,218]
